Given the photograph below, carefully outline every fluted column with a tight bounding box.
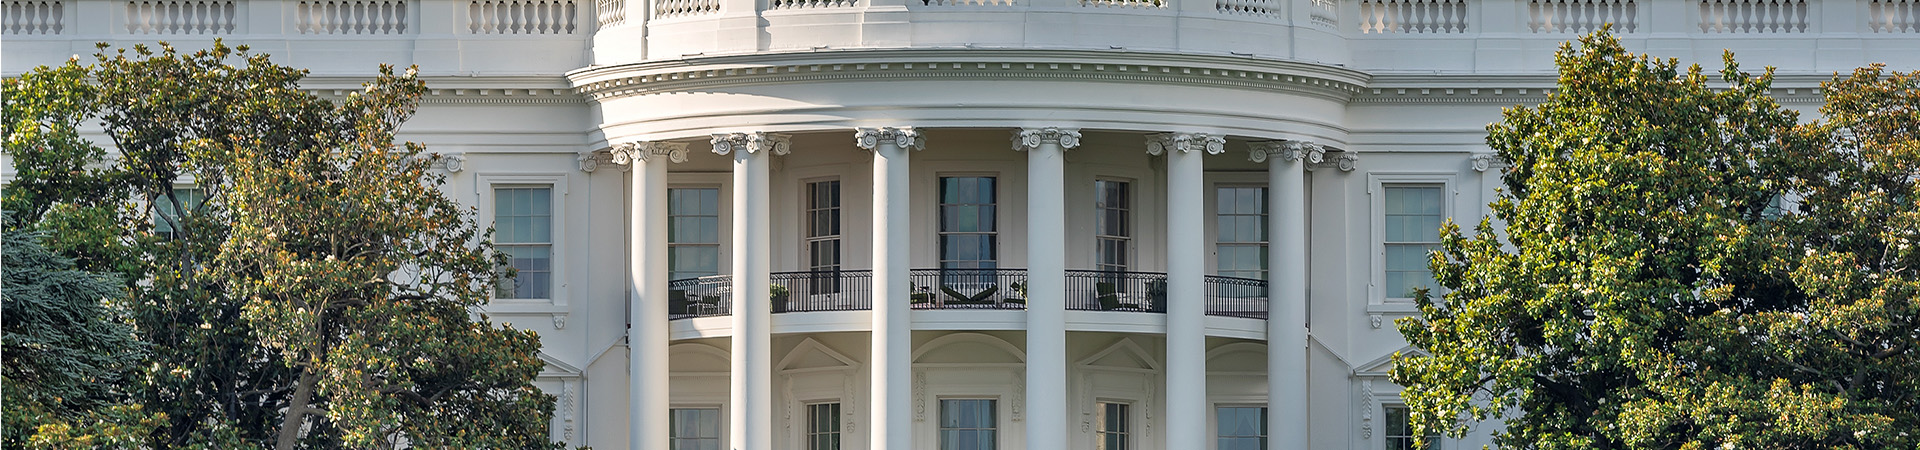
[1147,132,1224,450]
[712,132,789,450]
[1251,141,1316,450]
[616,141,687,450]
[1013,127,1081,450]
[855,127,924,450]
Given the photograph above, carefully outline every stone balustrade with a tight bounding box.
[3,0,1915,76]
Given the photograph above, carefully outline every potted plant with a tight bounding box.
[770,284,790,313]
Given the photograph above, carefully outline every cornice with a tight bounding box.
[568,48,1371,104]
[1356,73,1835,105]
[300,75,584,105]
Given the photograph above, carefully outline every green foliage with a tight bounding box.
[1,224,153,447]
[1392,30,1919,450]
[2,41,562,449]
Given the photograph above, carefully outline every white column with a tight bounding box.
[1014,127,1081,450]
[712,132,789,450]
[1253,141,1314,450]
[855,127,923,450]
[618,142,683,450]
[1147,132,1224,450]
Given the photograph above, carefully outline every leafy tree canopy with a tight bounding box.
[1393,30,1919,450]
[3,41,562,449]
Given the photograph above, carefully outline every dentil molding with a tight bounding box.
[569,49,1369,104]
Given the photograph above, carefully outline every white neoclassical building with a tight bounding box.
[4,0,1917,448]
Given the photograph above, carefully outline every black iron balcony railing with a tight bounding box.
[907,268,1029,310]
[668,275,733,319]
[1203,275,1268,319]
[661,269,1270,319]
[772,269,873,313]
[1065,270,1169,312]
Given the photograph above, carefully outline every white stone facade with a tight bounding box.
[4,0,1916,448]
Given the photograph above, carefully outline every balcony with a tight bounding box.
[664,269,1268,319]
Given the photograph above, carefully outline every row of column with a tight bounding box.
[619,128,1314,450]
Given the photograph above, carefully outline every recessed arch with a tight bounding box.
[670,342,731,373]
[911,332,1026,364]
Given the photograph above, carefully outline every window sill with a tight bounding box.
[1366,303,1420,314]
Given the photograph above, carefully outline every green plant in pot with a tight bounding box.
[770,284,791,312]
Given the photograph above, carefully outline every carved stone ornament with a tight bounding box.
[436,153,466,173]
[577,151,605,172]
[1471,152,1509,172]
[1010,369,1025,422]
[1369,314,1383,329]
[1308,150,1359,172]
[1144,132,1225,156]
[1360,379,1375,439]
[710,132,792,156]
[1247,140,1324,164]
[553,314,568,329]
[610,141,691,168]
[854,127,926,151]
[1011,127,1083,151]
[559,382,577,441]
[912,370,927,422]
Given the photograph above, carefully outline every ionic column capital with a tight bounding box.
[1246,140,1325,164]
[608,141,691,171]
[710,132,792,156]
[1144,132,1225,156]
[1011,127,1082,151]
[1305,148,1358,172]
[855,127,926,151]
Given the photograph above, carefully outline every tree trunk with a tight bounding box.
[276,370,320,450]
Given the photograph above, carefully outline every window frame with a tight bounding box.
[1366,173,1457,310]
[1095,400,1132,450]
[153,185,209,240]
[1094,178,1134,273]
[805,401,842,450]
[1382,404,1439,450]
[936,175,1000,271]
[1211,184,1270,281]
[668,405,723,450]
[476,173,570,305]
[667,185,725,282]
[1212,404,1268,450]
[803,178,843,295]
[936,397,999,450]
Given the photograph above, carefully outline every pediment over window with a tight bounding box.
[1354,346,1428,377]
[1076,338,1159,372]
[777,338,860,372]
[538,352,583,379]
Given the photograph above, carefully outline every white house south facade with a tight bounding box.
[3,0,1915,448]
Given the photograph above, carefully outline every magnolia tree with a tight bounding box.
[2,42,562,449]
[1391,31,1919,449]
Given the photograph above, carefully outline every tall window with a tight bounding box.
[1216,187,1268,280]
[1096,402,1130,450]
[1384,405,1437,450]
[806,402,842,450]
[669,407,721,450]
[806,181,842,294]
[938,177,998,270]
[154,187,207,239]
[1095,180,1131,273]
[1383,186,1443,299]
[1216,406,1266,450]
[939,399,997,450]
[669,188,721,281]
[494,186,553,299]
